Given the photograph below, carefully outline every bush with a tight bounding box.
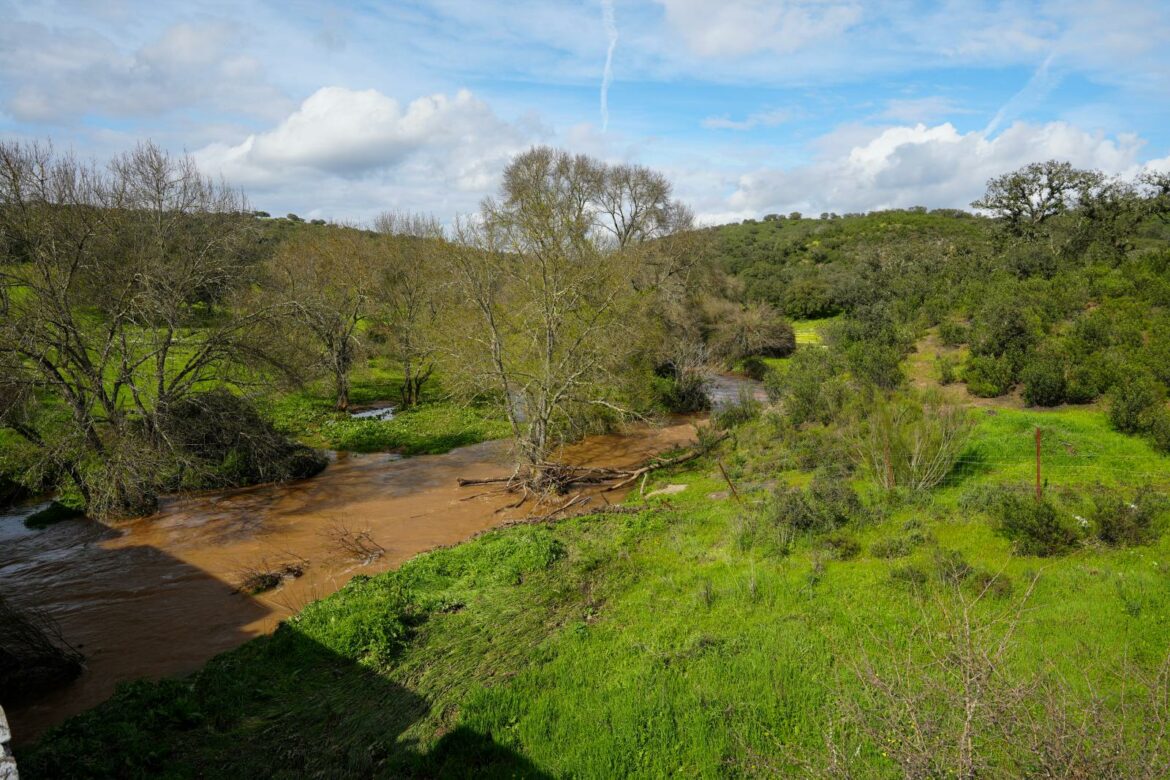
[819,531,862,560]
[1108,373,1165,434]
[713,393,762,430]
[964,354,1015,397]
[871,536,913,559]
[766,348,850,425]
[937,355,958,385]
[1089,486,1165,547]
[995,493,1080,556]
[771,474,863,533]
[740,356,768,381]
[1020,349,1067,406]
[938,320,969,346]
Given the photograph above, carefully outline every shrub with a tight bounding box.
[819,531,862,560]
[938,320,969,346]
[1020,349,1067,406]
[1089,486,1165,547]
[889,563,928,588]
[871,536,913,559]
[767,348,850,425]
[995,493,1080,556]
[713,393,762,430]
[1150,409,1170,454]
[771,474,863,533]
[937,355,958,385]
[740,355,768,381]
[1107,372,1165,434]
[964,354,1015,397]
[851,392,973,491]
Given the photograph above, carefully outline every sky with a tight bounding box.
[2,0,1169,226]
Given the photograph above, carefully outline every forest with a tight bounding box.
[4,142,1170,778]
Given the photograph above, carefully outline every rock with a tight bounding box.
[646,484,687,498]
[0,704,17,780]
[706,490,731,500]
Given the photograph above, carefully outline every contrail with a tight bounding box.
[984,52,1057,136]
[600,0,618,132]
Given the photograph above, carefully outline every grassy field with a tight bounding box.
[20,400,1170,778]
[258,357,509,456]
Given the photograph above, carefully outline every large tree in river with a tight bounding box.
[443,147,697,486]
[0,141,276,516]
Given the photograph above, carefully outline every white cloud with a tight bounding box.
[194,87,546,221]
[702,108,793,131]
[0,17,290,123]
[654,0,862,58]
[724,121,1154,217]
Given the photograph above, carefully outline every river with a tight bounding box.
[0,375,763,744]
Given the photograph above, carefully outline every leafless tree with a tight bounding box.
[442,147,693,487]
[371,212,447,407]
[262,227,382,411]
[0,141,271,515]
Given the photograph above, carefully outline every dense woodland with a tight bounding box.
[5,143,1170,777]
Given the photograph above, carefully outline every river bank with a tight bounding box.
[0,418,704,744]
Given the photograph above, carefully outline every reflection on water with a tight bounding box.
[0,421,700,743]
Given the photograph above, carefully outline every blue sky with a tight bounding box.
[2,0,1168,224]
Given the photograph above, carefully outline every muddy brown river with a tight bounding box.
[0,420,704,744]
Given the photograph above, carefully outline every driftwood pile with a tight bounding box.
[457,432,728,523]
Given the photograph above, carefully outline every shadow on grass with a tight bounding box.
[18,623,551,779]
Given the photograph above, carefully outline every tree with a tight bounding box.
[0,141,275,516]
[262,227,381,411]
[708,301,796,366]
[443,147,686,485]
[372,212,447,408]
[972,160,1103,237]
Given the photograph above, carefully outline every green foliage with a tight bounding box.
[965,354,1016,397]
[766,348,850,425]
[1108,373,1166,434]
[322,403,510,455]
[1089,486,1166,547]
[771,473,864,533]
[1020,348,1068,406]
[289,574,414,665]
[993,492,1081,556]
[938,319,969,346]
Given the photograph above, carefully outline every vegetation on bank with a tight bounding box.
[18,399,1170,778]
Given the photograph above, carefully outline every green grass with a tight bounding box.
[792,317,836,345]
[259,358,509,456]
[21,403,1170,778]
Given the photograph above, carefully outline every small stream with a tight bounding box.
[0,375,763,744]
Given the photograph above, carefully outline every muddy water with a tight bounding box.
[0,420,702,744]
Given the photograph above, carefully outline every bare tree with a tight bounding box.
[262,227,381,411]
[443,147,688,487]
[0,141,271,515]
[371,212,447,408]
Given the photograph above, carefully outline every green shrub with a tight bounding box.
[938,320,969,346]
[1107,373,1165,434]
[818,531,862,560]
[766,348,850,425]
[1089,486,1165,547]
[995,493,1080,556]
[964,354,1015,397]
[870,535,913,559]
[740,356,768,381]
[771,474,863,533]
[713,394,762,430]
[1020,349,1067,406]
[936,354,958,385]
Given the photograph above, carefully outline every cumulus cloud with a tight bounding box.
[194,87,545,221]
[725,121,1154,217]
